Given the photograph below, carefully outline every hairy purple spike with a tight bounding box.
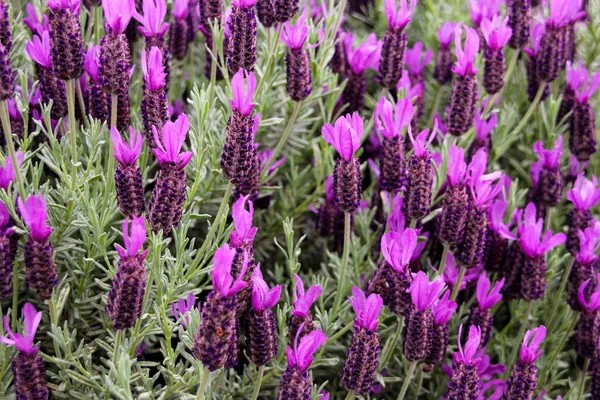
[0,43,13,100]
[247,308,278,365]
[222,112,256,184]
[12,351,49,400]
[340,69,366,114]
[227,5,258,73]
[168,19,190,60]
[376,29,407,88]
[570,102,597,162]
[446,75,478,136]
[115,164,145,217]
[501,242,524,300]
[425,323,449,367]
[379,136,406,193]
[233,150,260,201]
[455,207,488,268]
[48,9,85,80]
[273,0,297,22]
[99,33,131,95]
[106,252,146,330]
[279,368,311,399]
[592,356,600,399]
[434,47,453,85]
[438,184,469,247]
[564,23,576,63]
[231,246,257,316]
[193,292,238,371]
[0,228,17,300]
[403,309,433,361]
[384,264,414,317]
[0,0,12,53]
[88,82,109,121]
[447,363,480,399]
[507,0,531,49]
[37,66,68,120]
[116,92,132,132]
[199,0,222,30]
[257,0,276,27]
[567,210,592,255]
[519,255,546,301]
[287,314,314,344]
[404,155,433,221]
[536,26,564,83]
[558,86,576,124]
[576,309,600,358]
[341,326,381,395]
[329,32,346,75]
[286,48,311,101]
[526,56,549,102]
[148,163,187,234]
[483,48,505,95]
[333,157,362,213]
[187,0,200,43]
[503,362,538,399]
[568,260,595,311]
[484,229,508,272]
[141,92,168,149]
[24,238,58,300]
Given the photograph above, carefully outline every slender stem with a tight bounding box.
[250,365,265,400]
[507,84,546,139]
[110,94,118,129]
[113,330,121,365]
[503,301,533,379]
[75,79,89,129]
[415,365,424,398]
[450,265,466,301]
[397,361,417,400]
[0,100,26,199]
[255,24,283,98]
[102,95,119,211]
[263,100,302,176]
[437,244,450,277]
[344,392,356,400]
[547,258,574,332]
[410,219,417,229]
[576,358,590,400]
[196,367,211,400]
[544,207,553,233]
[332,0,346,39]
[332,212,352,315]
[379,316,404,370]
[209,24,218,103]
[65,79,78,191]
[426,84,442,122]
[326,321,353,344]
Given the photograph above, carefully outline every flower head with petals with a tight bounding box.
[480,15,512,51]
[380,229,418,273]
[488,200,516,239]
[453,25,480,76]
[115,216,147,259]
[517,203,566,258]
[546,0,584,28]
[24,3,49,35]
[152,114,194,167]
[476,274,504,311]
[520,325,546,364]
[576,222,600,265]
[567,174,600,211]
[374,97,414,138]
[405,42,433,77]
[470,171,504,208]
[349,286,383,331]
[171,293,196,328]
[387,195,406,232]
[447,145,468,186]
[474,112,497,142]
[286,327,327,372]
[566,61,587,92]
[469,0,501,26]
[102,0,135,33]
[408,271,445,312]
[111,126,143,166]
[0,303,42,354]
[142,46,166,91]
[385,0,415,30]
[438,22,457,48]
[133,0,169,37]
[292,274,322,317]
[322,113,363,161]
[432,291,457,325]
[230,195,257,247]
[84,45,101,83]
[26,30,52,68]
[454,324,482,365]
[281,10,309,50]
[532,136,563,172]
[0,201,13,231]
[18,195,52,241]
[574,66,600,103]
[524,23,545,58]
[251,268,282,311]
[344,33,382,75]
[408,122,437,158]
[212,244,248,297]
[230,69,256,116]
[0,151,24,190]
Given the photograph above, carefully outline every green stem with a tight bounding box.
[450,265,466,301]
[503,301,533,379]
[379,316,404,370]
[75,79,89,129]
[0,100,26,199]
[437,244,450,277]
[507,84,546,140]
[332,212,352,315]
[332,0,346,39]
[263,100,302,177]
[208,25,218,103]
[397,361,417,400]
[250,366,265,400]
[255,24,283,98]
[544,207,553,233]
[113,330,121,365]
[426,84,442,122]
[410,219,417,229]
[576,358,589,400]
[547,258,574,332]
[196,367,211,400]
[65,79,78,192]
[102,96,118,211]
[344,392,356,400]
[415,365,424,398]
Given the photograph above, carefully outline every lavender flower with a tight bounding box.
[227,0,258,73]
[446,26,480,136]
[341,287,383,396]
[106,216,148,330]
[100,0,135,94]
[469,0,501,49]
[484,199,517,272]
[84,45,109,121]
[247,268,281,365]
[148,114,193,234]
[288,274,322,343]
[134,0,170,82]
[470,112,497,158]
[0,303,49,400]
[172,293,196,328]
[481,16,512,94]
[0,5,12,99]
[503,326,546,399]
[279,328,327,400]
[48,0,85,81]
[374,97,414,193]
[18,195,58,300]
[507,0,531,49]
[570,65,600,162]
[24,3,49,35]
[566,174,600,254]
[447,325,482,399]
[376,0,415,88]
[193,244,248,371]
[438,145,469,246]
[404,124,437,222]
[111,126,146,217]
[141,46,169,148]
[168,0,191,60]
[315,176,348,253]
[558,61,585,124]
[524,23,550,102]
[568,222,600,311]
[322,113,363,213]
[442,252,483,294]
[467,274,504,347]
[434,22,456,85]
[404,272,445,361]
[280,11,312,101]
[425,292,457,367]
[0,202,16,300]
[257,0,276,27]
[576,277,600,359]
[198,0,222,31]
[530,136,563,210]
[341,34,381,113]
[0,151,23,190]
[273,0,297,23]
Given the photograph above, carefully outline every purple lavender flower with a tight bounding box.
[484,199,516,272]
[558,61,585,124]
[0,202,17,300]
[570,65,600,162]
[84,45,109,121]
[247,268,281,365]
[106,216,148,330]
[467,274,504,347]
[507,0,531,49]
[288,274,322,343]
[442,252,483,294]
[329,29,346,75]
[280,11,312,101]
[446,26,480,136]
[503,326,546,399]
[257,0,276,27]
[376,0,415,88]
[516,202,566,301]
[576,277,600,359]
[434,22,456,85]
[566,174,600,254]
[198,0,222,31]
[168,0,191,60]
[404,271,445,361]
[315,176,348,253]
[404,124,437,222]
[0,2,13,99]
[469,0,501,49]
[341,287,383,396]
[111,126,146,217]
[405,42,432,131]
[0,303,49,400]
[99,0,134,94]
[481,16,512,94]
[438,145,469,246]
[134,0,170,82]
[172,293,196,328]
[227,0,258,73]
[48,0,85,81]
[273,0,297,23]
[374,97,414,193]
[447,325,482,399]
[141,46,169,148]
[341,34,381,113]
[425,292,457,368]
[568,222,600,310]
[279,328,327,400]
[470,112,497,158]
[530,136,563,209]
[148,114,193,234]
[18,195,58,300]
[322,113,363,213]
[24,3,49,35]
[524,23,550,102]
[0,151,23,191]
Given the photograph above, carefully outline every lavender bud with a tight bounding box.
[257,0,276,28]
[0,227,17,300]
[403,309,433,362]
[222,112,256,184]
[0,42,13,100]
[286,48,312,101]
[384,265,413,317]
[187,0,200,43]
[273,0,297,23]
[519,255,546,301]
[148,163,187,234]
[526,56,549,102]
[88,82,109,121]
[231,246,258,316]
[447,363,480,399]
[247,309,278,365]
[227,1,258,74]
[100,33,131,95]
[49,7,85,80]
[116,92,132,132]
[141,89,169,149]
[168,19,190,60]
[507,0,531,49]
[376,29,407,89]
[483,48,505,95]
[105,252,146,330]
[567,209,592,255]
[466,307,493,347]
[558,86,576,124]
[378,136,405,193]
[425,323,449,367]
[341,326,381,395]
[536,26,565,83]
[115,165,145,217]
[226,318,241,368]
[438,184,468,247]
[455,207,488,268]
[199,0,222,30]
[0,0,11,53]
[340,69,366,114]
[287,314,314,344]
[484,229,508,272]
[333,157,362,214]
[37,66,68,120]
[576,310,600,359]
[12,351,49,400]
[329,32,346,75]
[501,242,524,300]
[404,155,433,221]
[570,102,597,162]
[434,47,453,85]
[279,368,312,399]
[564,23,576,63]
[503,362,538,399]
[24,237,58,300]
[568,260,595,311]
[592,356,600,399]
[446,75,478,136]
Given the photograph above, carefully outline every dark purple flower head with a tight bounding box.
[517,203,566,258]
[0,151,24,190]
[172,0,190,19]
[212,244,248,297]
[349,286,383,332]
[385,0,415,30]
[381,229,418,273]
[432,291,457,325]
[172,293,196,327]
[26,30,52,68]
[286,327,327,372]
[133,0,169,37]
[474,112,497,143]
[519,325,546,364]
[292,274,322,317]
[48,0,80,13]
[231,195,257,247]
[0,303,42,354]
[152,114,194,167]
[84,45,101,83]
[24,3,49,35]
[447,145,468,186]
[573,66,600,104]
[111,126,143,166]
[102,0,135,33]
[476,274,504,311]
[374,97,414,138]
[567,174,600,211]
[408,271,445,312]
[322,113,363,162]
[407,123,437,158]
[480,15,512,51]
[454,324,482,365]
[344,33,382,75]
[115,216,147,259]
[488,200,516,239]
[438,22,457,48]
[453,25,480,76]
[141,46,166,90]
[251,268,282,311]
[469,0,501,27]
[523,23,545,58]
[576,221,600,264]
[18,195,52,241]
[281,10,309,50]
[230,69,256,117]
[405,42,433,77]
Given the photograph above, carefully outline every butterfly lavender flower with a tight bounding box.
[141,46,168,148]
[134,0,170,82]
[0,2,15,100]
[469,0,501,51]
[570,64,599,162]
[288,274,322,343]
[524,23,549,102]
[168,0,191,60]
[280,11,312,101]
[507,0,531,49]
[23,3,49,36]
[405,42,432,131]
[568,222,600,311]
[447,325,482,399]
[48,0,85,81]
[566,174,600,254]
[227,0,258,73]
[404,124,437,222]
[467,274,504,347]
[503,326,546,399]
[438,145,469,247]
[576,276,600,359]
[111,126,145,217]
[84,45,109,121]
[341,34,381,113]
[0,201,17,300]
[481,15,512,95]
[558,61,585,124]
[434,22,457,85]
[172,293,196,328]
[530,136,563,212]
[484,198,516,272]
[425,292,457,368]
